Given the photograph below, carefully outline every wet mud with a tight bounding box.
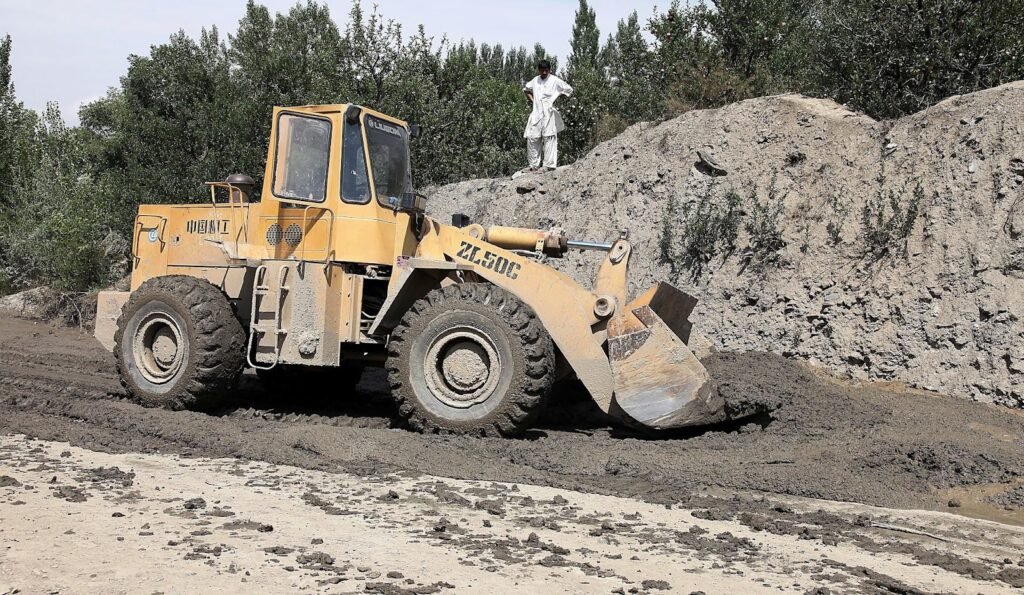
[1,317,1022,518]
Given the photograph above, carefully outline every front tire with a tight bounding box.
[387,283,556,437]
[114,275,245,410]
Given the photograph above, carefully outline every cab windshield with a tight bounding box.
[364,114,413,205]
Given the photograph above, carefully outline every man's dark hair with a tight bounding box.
[537,59,551,70]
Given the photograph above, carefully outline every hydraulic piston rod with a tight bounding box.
[567,239,614,251]
[474,225,623,256]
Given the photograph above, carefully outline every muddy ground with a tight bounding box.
[1,316,1024,592]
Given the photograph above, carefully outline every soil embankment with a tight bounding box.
[428,83,1024,409]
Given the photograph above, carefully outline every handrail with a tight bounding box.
[300,204,335,270]
[206,182,249,257]
[131,214,168,267]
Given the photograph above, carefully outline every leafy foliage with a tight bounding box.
[825,192,851,246]
[661,185,743,279]
[742,172,787,267]
[1,104,122,292]
[560,0,608,164]
[2,0,1024,293]
[804,0,1024,119]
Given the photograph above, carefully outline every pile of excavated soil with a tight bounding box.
[1,317,1022,516]
[427,82,1024,409]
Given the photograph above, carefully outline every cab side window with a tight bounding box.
[272,113,331,203]
[341,119,371,204]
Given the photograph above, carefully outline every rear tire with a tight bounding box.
[114,275,245,410]
[387,283,556,437]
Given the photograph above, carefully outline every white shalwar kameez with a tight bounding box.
[523,74,573,169]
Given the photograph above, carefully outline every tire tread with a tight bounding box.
[114,275,245,410]
[386,283,556,437]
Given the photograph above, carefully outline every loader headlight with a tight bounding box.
[387,192,426,214]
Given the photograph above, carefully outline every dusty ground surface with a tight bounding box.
[2,316,1024,592]
[3,434,1024,595]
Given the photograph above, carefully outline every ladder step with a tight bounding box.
[247,264,289,371]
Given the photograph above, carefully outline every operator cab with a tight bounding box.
[240,103,426,267]
[265,103,423,213]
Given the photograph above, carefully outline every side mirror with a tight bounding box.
[409,124,423,139]
[345,105,361,125]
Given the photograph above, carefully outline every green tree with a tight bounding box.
[600,11,659,138]
[803,0,1024,118]
[2,103,122,291]
[565,0,601,74]
[0,34,14,206]
[711,0,811,83]
[649,1,751,112]
[343,0,402,105]
[229,0,346,192]
[81,27,239,213]
[561,0,608,162]
[0,36,37,211]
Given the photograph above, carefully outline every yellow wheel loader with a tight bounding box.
[94,104,725,436]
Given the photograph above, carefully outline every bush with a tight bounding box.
[742,172,787,267]
[0,104,126,294]
[861,171,923,260]
[661,184,743,279]
[825,192,850,245]
[659,192,680,267]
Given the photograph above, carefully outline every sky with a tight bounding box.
[1,0,667,123]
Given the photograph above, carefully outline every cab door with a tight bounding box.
[252,109,339,262]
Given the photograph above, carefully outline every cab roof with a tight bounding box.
[275,103,409,128]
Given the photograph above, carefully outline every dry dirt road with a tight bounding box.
[1,315,1023,594]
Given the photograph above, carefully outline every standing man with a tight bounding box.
[523,60,573,172]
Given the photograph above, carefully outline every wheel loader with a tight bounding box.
[94,103,725,436]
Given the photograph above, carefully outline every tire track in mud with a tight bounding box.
[3,318,1024,588]
[1,317,1023,513]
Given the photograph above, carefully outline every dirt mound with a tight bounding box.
[0,287,60,319]
[0,286,100,328]
[427,83,1024,408]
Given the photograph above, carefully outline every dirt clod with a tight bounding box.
[182,498,206,510]
[50,485,87,503]
[296,551,334,566]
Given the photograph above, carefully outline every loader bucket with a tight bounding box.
[607,283,726,430]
